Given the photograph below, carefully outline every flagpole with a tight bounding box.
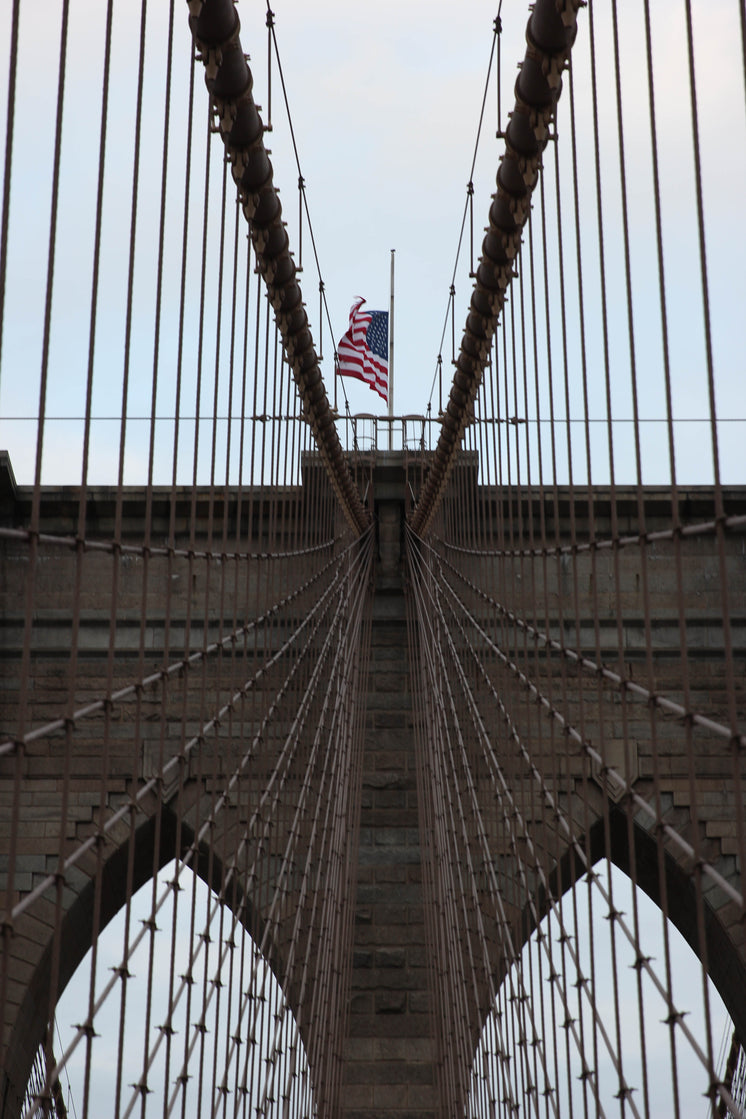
[389,249,395,450]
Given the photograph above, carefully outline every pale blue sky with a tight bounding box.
[0,0,743,484]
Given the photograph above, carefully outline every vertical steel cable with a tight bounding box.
[0,0,19,375]
[2,3,746,1118]
[20,4,72,1113]
[137,4,180,1110]
[0,88,17,1074]
[187,0,367,536]
[411,0,582,536]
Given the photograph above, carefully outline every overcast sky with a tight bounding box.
[0,0,743,484]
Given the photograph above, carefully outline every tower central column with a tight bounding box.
[340,453,437,1118]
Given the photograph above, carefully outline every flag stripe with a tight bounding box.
[336,298,388,403]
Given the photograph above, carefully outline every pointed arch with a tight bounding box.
[3,805,310,1118]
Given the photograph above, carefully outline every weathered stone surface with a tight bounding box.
[1,458,744,1117]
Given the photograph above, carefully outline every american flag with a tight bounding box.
[336,297,388,402]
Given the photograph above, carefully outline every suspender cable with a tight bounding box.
[411,0,582,537]
[187,0,368,536]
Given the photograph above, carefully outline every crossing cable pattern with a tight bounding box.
[0,0,374,1112]
[404,0,746,1109]
[0,0,745,1116]
[406,493,745,1115]
[6,472,374,1118]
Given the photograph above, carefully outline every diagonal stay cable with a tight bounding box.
[237,539,372,1116]
[160,535,372,1118]
[419,532,744,913]
[435,559,743,1116]
[408,535,564,1111]
[0,537,350,759]
[36,532,372,1118]
[407,527,744,1116]
[433,540,746,750]
[408,532,589,1118]
[8,537,368,927]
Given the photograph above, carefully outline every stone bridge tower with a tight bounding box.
[1,450,745,1116]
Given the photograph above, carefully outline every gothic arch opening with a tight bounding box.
[519,808,746,1051]
[47,858,315,1118]
[8,809,313,1119]
[469,857,734,1117]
